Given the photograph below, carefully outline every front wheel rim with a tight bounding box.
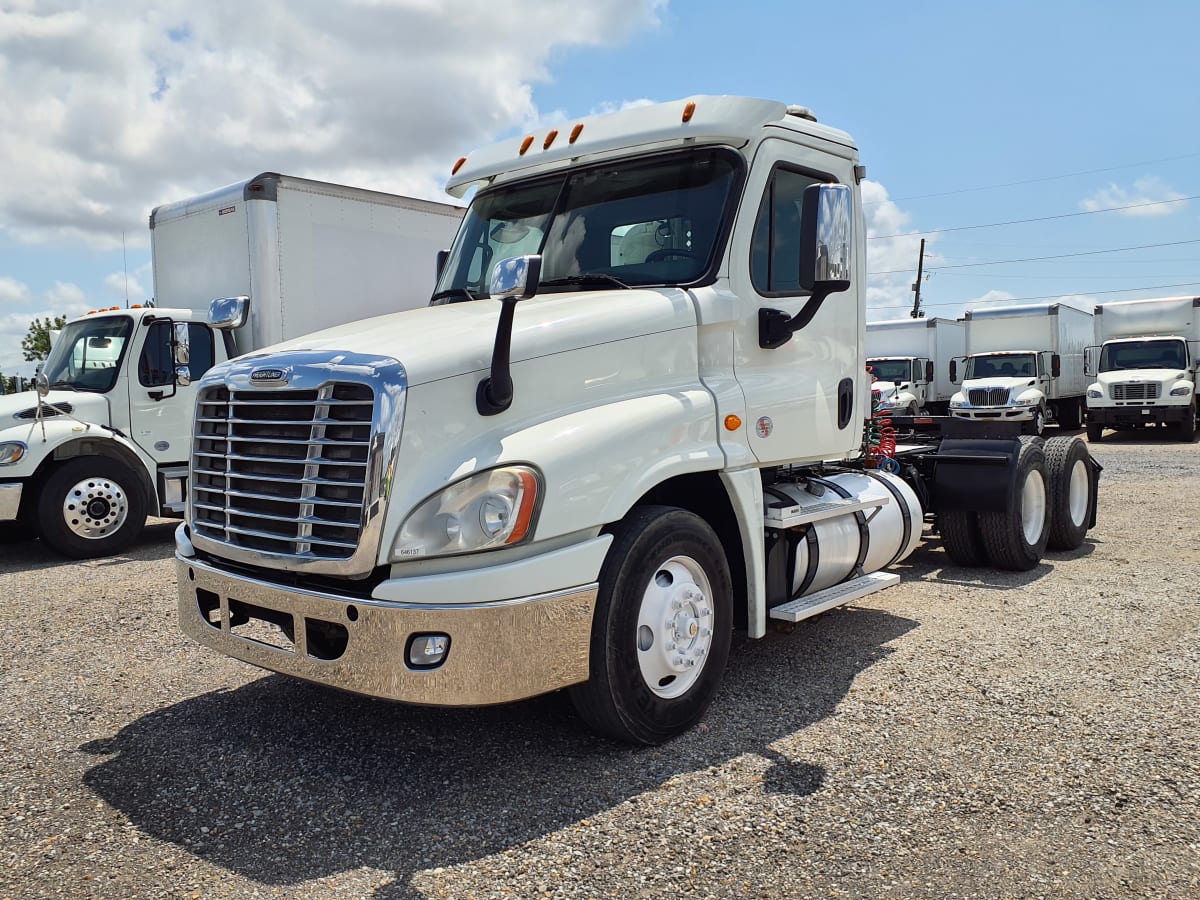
[62,477,129,540]
[635,555,715,699]
[1021,469,1047,545]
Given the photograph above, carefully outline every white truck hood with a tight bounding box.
[238,287,694,387]
[0,390,111,440]
[1095,369,1186,388]
[961,376,1037,393]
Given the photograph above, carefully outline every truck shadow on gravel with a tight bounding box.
[79,606,916,897]
[0,518,177,572]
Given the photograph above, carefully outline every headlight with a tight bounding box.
[0,442,26,465]
[1169,386,1191,397]
[950,399,966,409]
[392,465,541,560]
[1014,397,1038,406]
[1087,388,1103,399]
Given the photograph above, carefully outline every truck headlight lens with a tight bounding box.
[1169,386,1191,396]
[1015,397,1038,406]
[393,466,541,560]
[950,399,966,409]
[0,442,26,465]
[1087,388,1103,399]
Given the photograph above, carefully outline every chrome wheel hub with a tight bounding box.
[63,477,129,540]
[1021,469,1047,545]
[636,556,714,699]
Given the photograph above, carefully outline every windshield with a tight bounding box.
[432,148,742,302]
[868,359,912,383]
[1098,338,1186,372]
[967,353,1036,379]
[40,316,133,393]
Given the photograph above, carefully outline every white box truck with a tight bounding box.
[0,173,462,558]
[950,302,1093,434]
[1084,296,1199,442]
[174,97,1101,744]
[865,317,965,415]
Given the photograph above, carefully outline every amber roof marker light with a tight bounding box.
[569,123,584,144]
[451,156,467,175]
[519,135,535,155]
[682,101,696,123]
[543,129,558,150]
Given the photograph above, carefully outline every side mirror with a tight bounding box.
[208,296,250,330]
[36,370,49,398]
[172,322,190,366]
[949,359,959,384]
[477,255,542,416]
[759,183,853,349]
[925,360,935,383]
[1051,353,1061,378]
[175,366,192,387]
[436,249,450,282]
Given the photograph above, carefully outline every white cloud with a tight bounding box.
[0,281,92,375]
[0,276,31,305]
[1080,176,1187,217]
[0,1,667,251]
[863,179,935,319]
[103,270,148,304]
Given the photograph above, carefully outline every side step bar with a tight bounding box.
[768,571,900,623]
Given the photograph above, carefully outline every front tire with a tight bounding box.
[1086,422,1103,442]
[37,457,147,559]
[568,506,733,745]
[1176,402,1196,442]
[1044,436,1094,551]
[1023,406,1046,437]
[979,439,1050,571]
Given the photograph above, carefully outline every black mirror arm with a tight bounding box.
[476,297,520,416]
[758,284,846,349]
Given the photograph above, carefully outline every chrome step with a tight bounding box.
[768,571,900,623]
[764,495,889,529]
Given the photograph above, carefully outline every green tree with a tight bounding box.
[21,314,67,363]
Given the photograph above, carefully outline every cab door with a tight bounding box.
[127,318,216,465]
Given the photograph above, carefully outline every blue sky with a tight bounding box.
[1,0,1197,377]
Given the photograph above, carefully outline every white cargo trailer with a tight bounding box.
[0,173,463,557]
[950,302,1093,434]
[866,317,965,414]
[1084,296,1199,441]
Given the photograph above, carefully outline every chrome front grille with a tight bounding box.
[191,383,375,559]
[1112,382,1160,401]
[968,387,1010,406]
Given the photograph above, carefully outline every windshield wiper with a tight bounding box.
[48,380,78,391]
[540,273,632,290]
[429,286,478,304]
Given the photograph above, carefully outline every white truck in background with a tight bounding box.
[1084,296,1199,442]
[175,97,1102,745]
[865,317,965,415]
[950,302,1093,435]
[0,173,462,558]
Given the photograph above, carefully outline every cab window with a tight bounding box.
[139,322,215,387]
[751,167,824,295]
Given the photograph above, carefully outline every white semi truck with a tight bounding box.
[950,302,1093,435]
[174,97,1101,744]
[1084,296,1199,442]
[865,317,965,415]
[0,173,462,558]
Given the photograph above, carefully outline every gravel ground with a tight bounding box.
[1,431,1197,899]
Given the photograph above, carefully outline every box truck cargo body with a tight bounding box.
[0,173,463,558]
[950,303,1093,434]
[866,317,965,414]
[1084,296,1199,441]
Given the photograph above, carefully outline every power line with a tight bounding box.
[863,150,1200,206]
[867,281,1200,310]
[868,237,1200,276]
[868,195,1197,240]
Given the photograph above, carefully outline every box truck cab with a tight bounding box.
[950,303,1093,435]
[175,97,1100,744]
[0,173,462,558]
[866,317,965,415]
[1084,296,1199,442]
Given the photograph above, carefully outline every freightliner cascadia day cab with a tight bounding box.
[1084,296,1199,442]
[949,302,1094,435]
[175,97,1102,744]
[865,317,965,415]
[0,173,462,558]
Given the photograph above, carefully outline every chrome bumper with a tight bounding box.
[0,482,21,521]
[951,406,1034,422]
[176,555,597,706]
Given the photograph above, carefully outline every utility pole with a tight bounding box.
[910,238,925,318]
